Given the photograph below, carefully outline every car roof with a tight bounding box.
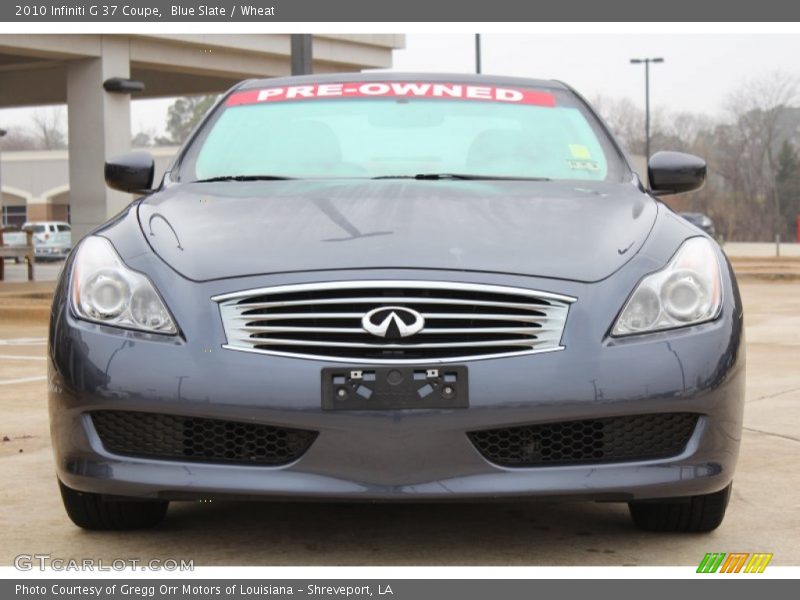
[238,72,570,92]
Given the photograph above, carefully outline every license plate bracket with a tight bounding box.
[322,366,468,410]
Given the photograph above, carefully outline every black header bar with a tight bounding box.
[1,0,798,22]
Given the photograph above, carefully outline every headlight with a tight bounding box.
[612,237,722,336]
[70,236,177,334]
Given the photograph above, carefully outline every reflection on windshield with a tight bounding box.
[180,92,622,183]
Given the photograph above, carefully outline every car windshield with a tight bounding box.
[177,81,627,183]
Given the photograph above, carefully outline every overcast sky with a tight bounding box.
[391,33,800,114]
[3,33,800,138]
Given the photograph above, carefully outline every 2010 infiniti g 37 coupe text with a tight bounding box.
[49,74,744,532]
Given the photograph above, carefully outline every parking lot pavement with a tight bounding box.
[0,280,798,567]
[0,260,65,283]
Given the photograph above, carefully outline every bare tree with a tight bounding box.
[719,72,799,240]
[591,94,646,155]
[592,74,800,242]
[659,112,714,152]
[30,106,67,150]
[0,128,38,151]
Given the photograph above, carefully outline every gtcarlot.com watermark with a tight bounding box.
[14,554,194,571]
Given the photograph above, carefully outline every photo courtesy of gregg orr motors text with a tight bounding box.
[14,585,392,597]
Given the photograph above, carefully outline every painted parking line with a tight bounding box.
[0,375,47,386]
[0,338,47,346]
[0,354,46,361]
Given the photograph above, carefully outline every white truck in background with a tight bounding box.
[1,221,72,261]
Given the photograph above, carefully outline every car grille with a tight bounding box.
[90,411,317,466]
[214,281,575,363]
[468,413,699,467]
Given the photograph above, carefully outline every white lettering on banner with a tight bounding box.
[256,88,284,101]
[317,84,344,96]
[390,82,433,95]
[496,88,524,101]
[360,83,392,95]
[227,82,557,107]
[286,86,315,99]
[431,84,463,97]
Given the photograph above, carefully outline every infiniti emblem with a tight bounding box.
[362,306,425,339]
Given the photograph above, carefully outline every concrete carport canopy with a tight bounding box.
[0,34,404,240]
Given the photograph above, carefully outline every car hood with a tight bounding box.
[136,179,657,283]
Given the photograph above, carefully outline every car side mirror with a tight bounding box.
[648,151,706,195]
[105,151,155,194]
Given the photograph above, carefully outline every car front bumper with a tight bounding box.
[48,262,745,503]
[35,246,71,258]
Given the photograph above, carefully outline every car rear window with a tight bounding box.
[178,82,626,183]
[56,224,71,232]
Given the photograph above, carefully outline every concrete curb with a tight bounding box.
[0,305,51,323]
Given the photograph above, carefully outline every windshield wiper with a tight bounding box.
[191,175,296,183]
[372,173,551,181]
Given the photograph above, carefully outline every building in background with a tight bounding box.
[0,34,404,236]
[0,147,178,226]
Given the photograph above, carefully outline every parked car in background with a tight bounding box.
[1,221,72,261]
[49,73,743,534]
[679,212,716,238]
[1,228,28,263]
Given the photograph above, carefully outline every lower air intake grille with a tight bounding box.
[468,413,699,467]
[91,411,317,466]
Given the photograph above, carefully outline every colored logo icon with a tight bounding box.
[697,553,773,573]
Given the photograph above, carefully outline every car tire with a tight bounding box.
[628,483,732,533]
[58,479,169,530]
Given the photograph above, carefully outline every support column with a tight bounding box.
[67,36,131,241]
[291,34,313,75]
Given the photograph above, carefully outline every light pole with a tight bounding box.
[475,34,482,74]
[629,57,663,160]
[0,128,6,226]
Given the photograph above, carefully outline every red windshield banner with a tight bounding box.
[225,82,557,107]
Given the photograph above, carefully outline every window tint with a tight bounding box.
[180,89,624,183]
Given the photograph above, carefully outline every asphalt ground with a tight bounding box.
[0,279,797,566]
[0,259,65,283]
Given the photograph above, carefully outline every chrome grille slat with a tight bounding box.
[229,337,546,349]
[231,312,558,323]
[425,312,564,322]
[214,280,575,364]
[233,297,556,312]
[237,325,562,335]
